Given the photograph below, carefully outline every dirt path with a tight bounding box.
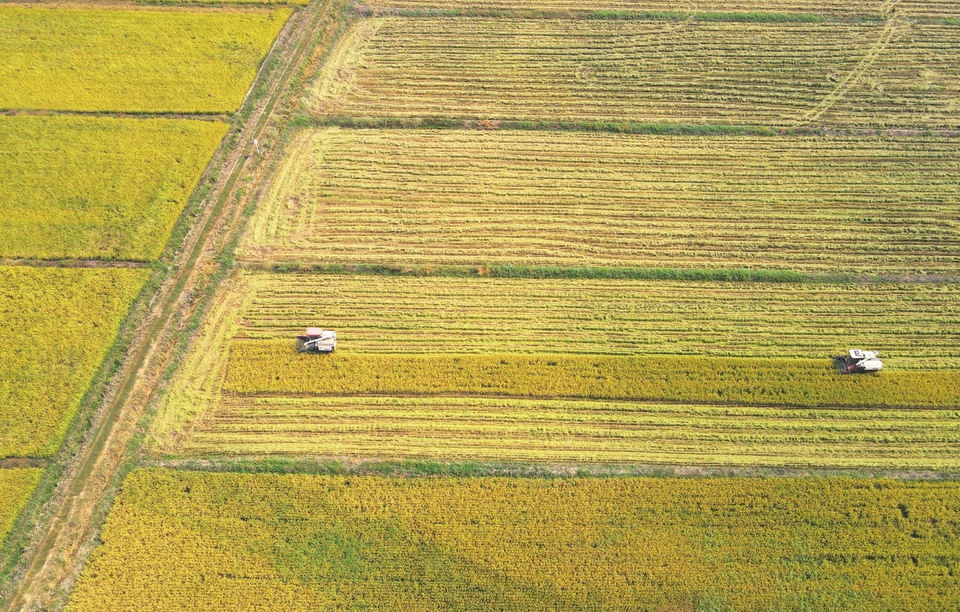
[0,1,335,609]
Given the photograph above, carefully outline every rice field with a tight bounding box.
[0,5,292,113]
[0,469,42,545]
[183,395,960,468]
[243,128,960,273]
[0,116,227,261]
[309,16,960,127]
[0,266,149,458]
[67,470,960,611]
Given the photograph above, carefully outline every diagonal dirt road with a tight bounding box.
[1,1,337,609]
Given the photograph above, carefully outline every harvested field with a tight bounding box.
[310,17,960,127]
[0,266,149,458]
[0,5,292,113]
[68,470,960,611]
[0,116,226,261]
[243,129,960,273]
[186,395,960,468]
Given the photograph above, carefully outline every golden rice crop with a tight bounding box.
[0,266,149,458]
[223,347,960,408]
[0,116,226,261]
[0,6,291,113]
[310,17,960,127]
[185,395,960,469]
[68,469,960,611]
[0,468,42,545]
[245,128,960,273]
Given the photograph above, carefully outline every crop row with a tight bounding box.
[0,6,291,113]
[181,394,960,469]
[310,17,960,127]
[68,469,960,611]
[0,266,149,458]
[223,348,960,407]
[0,116,226,261]
[245,128,960,273]
[233,273,960,367]
[0,469,42,545]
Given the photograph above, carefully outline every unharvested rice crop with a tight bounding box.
[0,116,227,261]
[0,469,41,544]
[224,348,960,408]
[223,273,960,368]
[245,129,960,273]
[68,470,960,611]
[0,266,149,458]
[310,17,960,127]
[0,6,291,113]
[185,395,960,468]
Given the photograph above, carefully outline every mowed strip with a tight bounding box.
[232,274,960,368]
[0,266,149,458]
[68,470,960,611]
[187,395,960,469]
[244,129,960,274]
[0,5,292,113]
[310,17,960,127]
[357,0,955,20]
[0,116,226,261]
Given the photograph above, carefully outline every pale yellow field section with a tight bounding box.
[0,468,42,544]
[359,0,954,20]
[309,16,960,127]
[243,128,960,274]
[147,271,960,466]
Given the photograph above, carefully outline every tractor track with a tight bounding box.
[0,0,334,609]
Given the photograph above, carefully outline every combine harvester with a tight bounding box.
[296,327,337,353]
[834,349,883,374]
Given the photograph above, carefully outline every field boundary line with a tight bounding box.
[0,259,150,269]
[0,0,336,609]
[798,3,902,125]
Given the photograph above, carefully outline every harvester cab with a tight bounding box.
[834,349,882,374]
[296,327,337,353]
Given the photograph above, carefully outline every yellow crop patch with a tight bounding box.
[0,116,226,261]
[0,6,292,113]
[0,468,41,545]
[0,266,149,458]
[246,129,960,273]
[310,17,960,127]
[68,470,960,611]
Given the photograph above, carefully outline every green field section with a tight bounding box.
[68,470,960,611]
[182,395,960,468]
[0,6,291,113]
[0,266,149,458]
[310,17,960,127]
[0,116,227,261]
[244,129,960,273]
[0,469,42,545]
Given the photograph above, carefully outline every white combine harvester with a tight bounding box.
[296,327,337,353]
[834,349,883,374]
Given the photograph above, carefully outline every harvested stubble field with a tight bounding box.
[186,395,960,468]
[0,116,227,261]
[0,469,42,544]
[0,5,291,113]
[0,266,149,458]
[149,272,960,466]
[68,470,960,611]
[310,16,960,127]
[245,128,960,273]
